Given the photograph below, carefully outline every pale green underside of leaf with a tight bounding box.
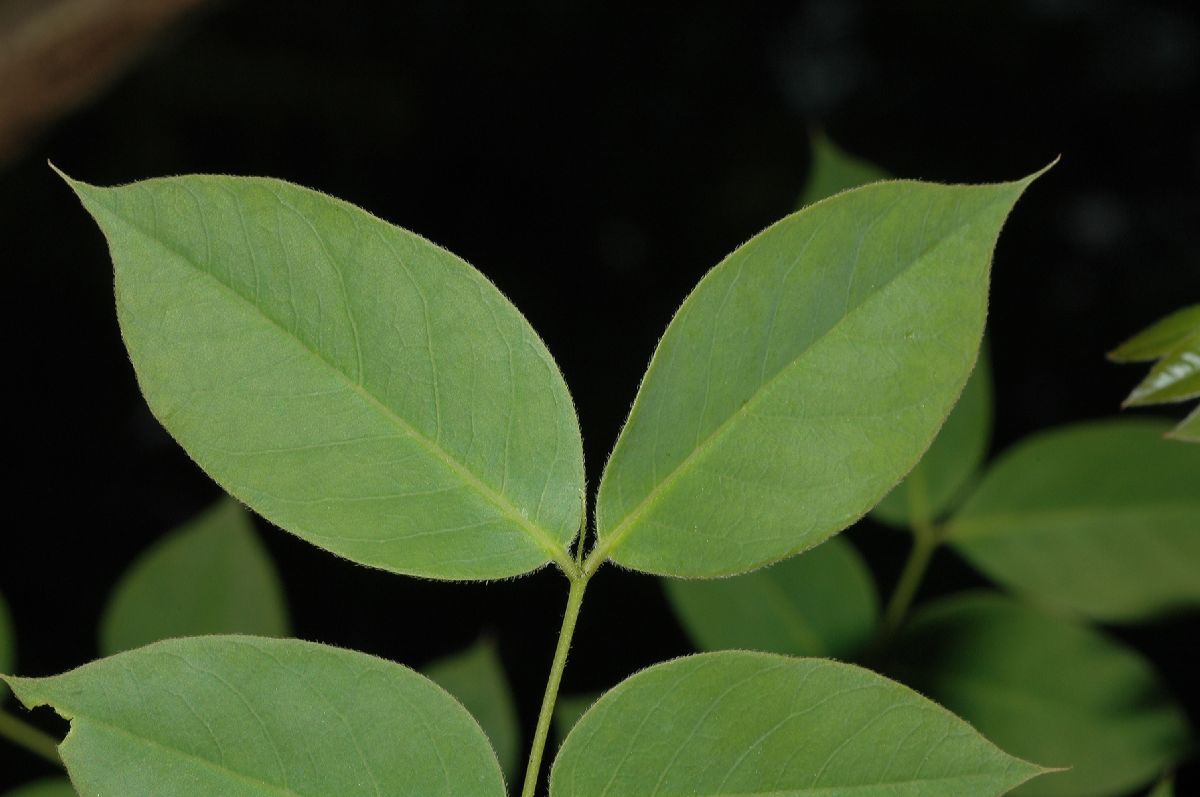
[663,535,878,659]
[798,134,889,208]
[554,693,598,747]
[596,173,1040,576]
[1167,405,1199,442]
[946,419,1200,621]
[0,779,77,797]
[100,498,290,656]
[66,172,583,580]
[1109,304,1200,362]
[1124,331,1200,406]
[424,639,520,784]
[2,636,506,797]
[550,651,1045,797]
[885,593,1192,797]
[873,345,992,527]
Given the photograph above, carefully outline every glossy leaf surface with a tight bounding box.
[947,419,1200,621]
[596,172,1042,576]
[551,651,1045,796]
[2,636,506,797]
[99,498,290,655]
[1109,305,1200,362]
[798,134,888,206]
[424,639,519,783]
[663,535,877,658]
[873,346,992,527]
[1123,331,1200,406]
[885,593,1192,797]
[0,780,77,797]
[66,172,583,580]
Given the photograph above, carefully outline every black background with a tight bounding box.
[2,0,1199,791]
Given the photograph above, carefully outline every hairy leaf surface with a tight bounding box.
[2,636,506,797]
[946,419,1200,620]
[663,535,877,658]
[100,498,289,655]
[550,651,1046,796]
[596,172,1043,576]
[424,639,519,783]
[885,594,1192,797]
[65,172,583,580]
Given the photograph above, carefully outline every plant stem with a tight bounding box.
[879,532,937,638]
[0,707,63,768]
[519,575,587,797]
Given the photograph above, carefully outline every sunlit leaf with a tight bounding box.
[99,498,290,655]
[946,419,1200,621]
[663,535,877,658]
[424,638,520,783]
[798,133,889,207]
[63,171,584,580]
[0,779,77,797]
[595,170,1046,576]
[553,693,597,746]
[551,651,1047,796]
[2,636,506,796]
[873,345,993,528]
[884,593,1192,797]
[1109,305,1200,362]
[1122,331,1200,406]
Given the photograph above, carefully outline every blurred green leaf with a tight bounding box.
[946,419,1200,621]
[99,498,290,655]
[798,133,889,207]
[64,172,584,580]
[0,779,76,797]
[553,693,597,747]
[3,636,506,796]
[1123,331,1199,407]
[550,651,1047,796]
[1168,405,1199,442]
[1109,305,1200,362]
[595,171,1045,577]
[662,535,877,658]
[885,593,1192,797]
[873,345,993,528]
[1146,775,1175,797]
[424,639,520,784]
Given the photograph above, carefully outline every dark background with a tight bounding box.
[2,0,1198,791]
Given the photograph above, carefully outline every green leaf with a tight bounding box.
[63,171,583,580]
[884,593,1192,797]
[553,693,597,746]
[798,134,889,207]
[99,498,290,655]
[2,636,506,797]
[550,651,1046,796]
[594,169,1046,576]
[946,419,1200,621]
[1109,305,1200,362]
[662,534,877,658]
[1167,405,1199,442]
[424,638,520,783]
[1146,775,1175,797]
[1,779,77,797]
[1123,330,1200,406]
[873,345,993,528]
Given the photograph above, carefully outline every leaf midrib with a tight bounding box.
[597,188,1012,561]
[96,184,571,568]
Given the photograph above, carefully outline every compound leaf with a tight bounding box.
[873,345,993,528]
[663,535,877,658]
[550,651,1046,796]
[884,593,1192,797]
[100,498,290,655]
[63,172,583,580]
[424,639,520,783]
[2,636,506,797]
[1,779,77,797]
[595,170,1044,576]
[798,134,888,207]
[946,419,1200,621]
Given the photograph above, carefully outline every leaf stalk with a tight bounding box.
[0,707,64,768]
